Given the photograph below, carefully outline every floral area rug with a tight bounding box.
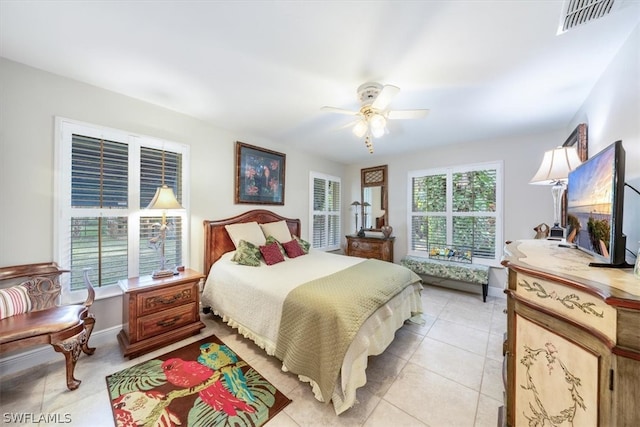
[106,335,291,426]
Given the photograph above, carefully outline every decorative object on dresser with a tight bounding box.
[147,181,184,279]
[529,146,582,239]
[235,141,286,205]
[533,223,549,239]
[381,224,393,238]
[117,269,205,359]
[0,262,96,390]
[345,234,394,262]
[106,335,291,427]
[501,239,640,426]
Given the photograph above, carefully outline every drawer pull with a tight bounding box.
[147,290,189,307]
[157,316,181,328]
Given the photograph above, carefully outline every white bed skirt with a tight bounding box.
[210,281,423,414]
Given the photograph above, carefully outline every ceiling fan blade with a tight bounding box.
[387,109,430,120]
[321,106,359,115]
[371,85,400,110]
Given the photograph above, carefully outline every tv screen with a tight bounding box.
[566,140,627,267]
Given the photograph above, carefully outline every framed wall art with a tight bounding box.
[235,141,286,205]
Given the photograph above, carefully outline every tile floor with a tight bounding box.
[0,285,506,426]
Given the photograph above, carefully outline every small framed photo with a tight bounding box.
[235,142,286,205]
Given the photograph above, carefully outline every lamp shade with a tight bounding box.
[352,120,368,138]
[530,146,582,185]
[147,185,183,210]
[350,201,361,206]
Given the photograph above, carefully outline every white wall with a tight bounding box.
[0,58,345,332]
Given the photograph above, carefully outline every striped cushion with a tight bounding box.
[0,285,32,320]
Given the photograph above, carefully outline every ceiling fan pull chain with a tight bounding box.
[364,134,374,154]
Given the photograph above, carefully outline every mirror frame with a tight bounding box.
[360,164,388,231]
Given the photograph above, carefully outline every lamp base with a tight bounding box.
[548,225,565,240]
[152,269,175,279]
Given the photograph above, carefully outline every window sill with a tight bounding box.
[62,285,123,305]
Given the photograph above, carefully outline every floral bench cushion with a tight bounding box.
[401,256,489,284]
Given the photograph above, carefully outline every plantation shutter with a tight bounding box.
[139,148,184,276]
[310,172,341,251]
[69,135,129,290]
[408,163,502,264]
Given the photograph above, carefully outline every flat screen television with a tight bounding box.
[566,140,628,267]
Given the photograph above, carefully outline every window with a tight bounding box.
[408,161,503,265]
[309,172,341,251]
[55,118,189,300]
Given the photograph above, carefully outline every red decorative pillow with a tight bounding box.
[259,242,285,265]
[282,239,305,258]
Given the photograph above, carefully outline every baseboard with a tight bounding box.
[0,325,121,378]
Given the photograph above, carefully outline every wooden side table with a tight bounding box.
[345,235,395,262]
[117,268,205,358]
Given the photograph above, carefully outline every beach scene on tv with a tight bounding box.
[566,147,615,258]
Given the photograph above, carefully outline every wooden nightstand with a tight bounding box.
[345,235,395,262]
[117,269,205,358]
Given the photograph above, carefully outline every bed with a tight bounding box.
[201,209,423,414]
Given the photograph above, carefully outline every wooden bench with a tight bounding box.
[401,255,490,302]
[0,262,96,390]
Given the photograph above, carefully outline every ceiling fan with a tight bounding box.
[322,82,429,153]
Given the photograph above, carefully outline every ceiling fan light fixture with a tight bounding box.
[369,113,386,130]
[371,124,385,138]
[352,120,368,138]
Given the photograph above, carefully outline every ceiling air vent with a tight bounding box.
[558,0,623,34]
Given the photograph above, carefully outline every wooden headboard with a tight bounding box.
[203,209,302,275]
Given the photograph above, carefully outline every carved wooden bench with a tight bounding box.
[0,262,96,390]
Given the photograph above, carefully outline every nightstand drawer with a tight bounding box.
[137,304,197,340]
[137,283,197,316]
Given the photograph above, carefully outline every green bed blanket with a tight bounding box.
[274,259,422,402]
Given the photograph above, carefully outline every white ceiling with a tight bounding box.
[1,1,638,163]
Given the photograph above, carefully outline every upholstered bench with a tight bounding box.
[401,255,490,302]
[0,262,96,390]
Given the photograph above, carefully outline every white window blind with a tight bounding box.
[408,162,503,265]
[56,118,189,298]
[310,172,341,251]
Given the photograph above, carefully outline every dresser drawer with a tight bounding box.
[349,240,378,255]
[137,282,197,316]
[514,272,617,342]
[137,303,198,340]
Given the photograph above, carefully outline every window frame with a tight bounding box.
[407,160,503,266]
[54,117,190,303]
[309,171,342,252]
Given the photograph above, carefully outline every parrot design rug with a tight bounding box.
[106,335,291,427]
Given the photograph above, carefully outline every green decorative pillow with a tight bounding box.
[293,235,311,254]
[266,235,286,257]
[231,239,262,267]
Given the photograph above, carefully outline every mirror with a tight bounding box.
[361,165,388,231]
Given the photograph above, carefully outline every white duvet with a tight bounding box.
[201,250,423,414]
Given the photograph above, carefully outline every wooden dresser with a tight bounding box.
[117,269,205,358]
[501,240,640,426]
[345,235,394,262]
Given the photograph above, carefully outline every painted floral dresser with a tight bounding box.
[501,240,639,426]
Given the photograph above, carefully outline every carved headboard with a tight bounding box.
[203,209,301,275]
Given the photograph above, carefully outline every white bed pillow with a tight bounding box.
[225,222,266,248]
[260,220,293,243]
